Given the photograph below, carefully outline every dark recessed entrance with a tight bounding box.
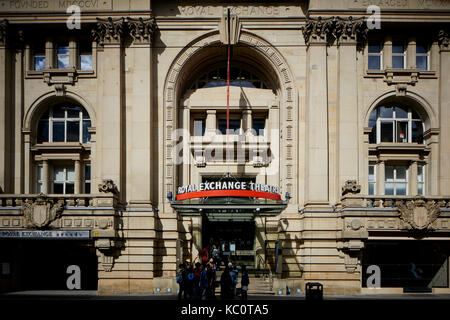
[202,216,255,268]
[362,240,450,289]
[1,239,98,291]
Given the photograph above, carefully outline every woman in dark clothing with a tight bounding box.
[241,265,249,300]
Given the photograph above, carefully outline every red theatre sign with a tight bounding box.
[176,182,281,201]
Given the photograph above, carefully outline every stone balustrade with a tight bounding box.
[341,194,450,209]
[0,193,120,208]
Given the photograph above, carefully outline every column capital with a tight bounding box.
[127,17,156,44]
[92,17,126,46]
[0,19,8,47]
[438,29,450,52]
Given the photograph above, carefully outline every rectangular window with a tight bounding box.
[416,42,429,71]
[56,43,70,69]
[392,42,405,69]
[32,43,46,71]
[380,121,394,142]
[369,165,376,195]
[252,118,265,136]
[368,42,382,70]
[193,119,206,136]
[84,164,91,194]
[396,121,408,143]
[52,121,65,142]
[385,165,408,195]
[418,165,425,195]
[36,164,43,193]
[79,41,93,71]
[218,118,241,135]
[66,121,80,142]
[53,165,75,194]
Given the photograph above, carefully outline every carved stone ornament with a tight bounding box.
[0,19,8,46]
[302,16,368,47]
[219,13,241,45]
[127,17,156,43]
[396,197,443,231]
[438,29,449,49]
[22,194,64,229]
[92,17,125,46]
[98,179,119,195]
[342,180,361,196]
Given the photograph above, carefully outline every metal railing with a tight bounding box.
[256,252,273,291]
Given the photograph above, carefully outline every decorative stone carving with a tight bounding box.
[219,13,241,45]
[22,194,64,229]
[438,29,449,49]
[396,197,442,230]
[0,19,8,46]
[302,16,368,47]
[98,179,119,195]
[92,17,125,46]
[341,180,361,196]
[337,240,364,273]
[127,17,156,43]
[54,84,66,97]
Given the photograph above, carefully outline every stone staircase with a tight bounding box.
[214,269,274,295]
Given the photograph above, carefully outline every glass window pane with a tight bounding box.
[57,46,69,55]
[369,166,375,180]
[416,56,427,70]
[57,55,69,69]
[82,108,90,119]
[37,120,49,143]
[380,121,394,142]
[229,119,241,134]
[412,121,424,144]
[80,55,92,71]
[67,106,80,118]
[53,166,65,181]
[369,120,376,143]
[392,43,404,53]
[416,43,428,54]
[194,119,205,136]
[368,56,381,70]
[82,120,91,143]
[37,165,43,180]
[396,183,407,195]
[52,121,65,142]
[34,56,46,71]
[396,166,407,180]
[368,43,381,53]
[66,167,75,181]
[85,165,91,180]
[65,183,74,194]
[385,166,394,181]
[85,183,91,194]
[53,183,64,194]
[392,56,404,68]
[385,183,394,195]
[396,121,408,143]
[252,118,265,136]
[369,183,375,195]
[379,106,393,118]
[218,119,227,134]
[395,107,408,118]
[67,121,80,142]
[418,166,424,182]
[418,184,424,195]
[37,182,43,193]
[52,106,65,118]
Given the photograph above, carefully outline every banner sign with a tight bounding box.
[0,230,91,239]
[176,181,281,201]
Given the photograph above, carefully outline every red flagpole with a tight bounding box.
[226,8,230,135]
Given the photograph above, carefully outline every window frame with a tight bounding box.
[392,41,406,69]
[385,165,408,196]
[84,163,91,194]
[371,106,424,144]
[418,164,425,196]
[416,42,430,71]
[55,42,70,69]
[368,41,383,70]
[52,164,75,194]
[37,105,91,144]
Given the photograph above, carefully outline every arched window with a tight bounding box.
[189,66,270,90]
[368,106,424,144]
[37,104,91,144]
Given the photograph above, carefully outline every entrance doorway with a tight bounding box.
[1,239,98,291]
[202,216,255,268]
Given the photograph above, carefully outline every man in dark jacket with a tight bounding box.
[220,266,232,300]
[241,265,249,300]
[177,263,186,300]
[185,262,194,300]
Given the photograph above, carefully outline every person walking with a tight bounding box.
[176,263,186,300]
[199,264,209,300]
[185,262,194,300]
[207,258,216,299]
[229,262,238,299]
[241,265,249,300]
[220,266,232,300]
[193,262,201,300]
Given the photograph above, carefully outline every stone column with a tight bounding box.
[377,160,385,195]
[406,36,416,69]
[243,108,252,132]
[69,38,77,69]
[42,160,49,194]
[191,216,202,262]
[45,39,54,69]
[304,28,329,204]
[0,20,10,193]
[439,30,450,195]
[93,18,125,201]
[410,161,418,195]
[14,33,24,194]
[338,36,359,199]
[74,159,81,194]
[384,36,392,69]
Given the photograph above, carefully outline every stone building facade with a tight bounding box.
[0,0,450,295]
